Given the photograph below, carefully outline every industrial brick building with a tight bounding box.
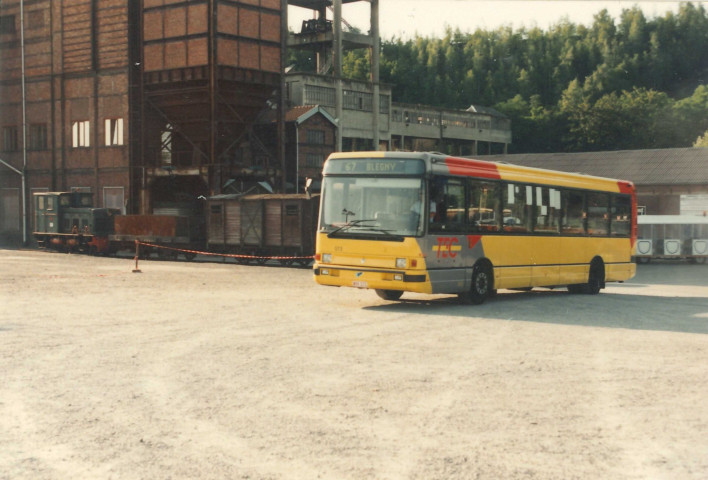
[0,0,284,244]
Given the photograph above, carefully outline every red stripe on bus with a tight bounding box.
[617,181,634,195]
[444,157,501,180]
[618,181,638,247]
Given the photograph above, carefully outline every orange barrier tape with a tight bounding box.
[135,241,314,261]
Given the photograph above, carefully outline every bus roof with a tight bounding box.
[325,151,633,193]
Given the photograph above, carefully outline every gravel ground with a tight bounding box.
[1,249,707,479]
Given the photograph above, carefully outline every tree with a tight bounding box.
[694,131,708,148]
[672,85,708,144]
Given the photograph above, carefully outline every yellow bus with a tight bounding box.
[313,152,637,304]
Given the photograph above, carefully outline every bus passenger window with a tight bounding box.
[534,187,560,233]
[562,190,585,234]
[429,178,465,233]
[610,194,631,236]
[503,183,531,233]
[468,181,500,232]
[587,192,610,235]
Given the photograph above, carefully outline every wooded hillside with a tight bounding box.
[290,3,708,153]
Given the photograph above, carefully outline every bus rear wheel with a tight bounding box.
[375,289,403,301]
[586,259,604,294]
[460,262,493,305]
[568,259,604,295]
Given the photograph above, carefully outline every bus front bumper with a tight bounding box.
[313,265,430,293]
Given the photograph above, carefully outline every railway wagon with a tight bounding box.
[109,215,205,260]
[33,191,119,254]
[206,194,320,265]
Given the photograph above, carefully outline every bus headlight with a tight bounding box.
[322,253,332,264]
[396,258,407,268]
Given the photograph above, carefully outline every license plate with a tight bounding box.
[352,281,368,288]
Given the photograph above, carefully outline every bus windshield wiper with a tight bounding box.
[360,227,404,239]
[327,219,378,237]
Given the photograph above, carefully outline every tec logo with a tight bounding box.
[433,237,461,258]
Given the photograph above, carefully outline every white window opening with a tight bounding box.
[72,121,90,147]
[105,118,124,146]
[104,187,125,214]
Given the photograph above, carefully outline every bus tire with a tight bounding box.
[569,259,605,294]
[586,258,605,295]
[460,262,493,305]
[375,289,403,301]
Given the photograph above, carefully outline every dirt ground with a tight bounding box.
[1,249,707,479]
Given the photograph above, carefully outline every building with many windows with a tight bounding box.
[285,0,511,155]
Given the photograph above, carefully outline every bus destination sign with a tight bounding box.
[325,158,425,175]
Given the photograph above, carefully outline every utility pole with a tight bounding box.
[20,0,28,244]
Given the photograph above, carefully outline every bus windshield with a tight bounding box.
[320,177,425,237]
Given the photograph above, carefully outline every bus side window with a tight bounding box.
[503,183,531,233]
[429,178,465,233]
[587,192,609,235]
[534,187,560,233]
[610,194,631,236]
[562,190,585,234]
[468,180,500,233]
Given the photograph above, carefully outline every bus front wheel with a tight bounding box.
[460,262,493,305]
[375,289,403,301]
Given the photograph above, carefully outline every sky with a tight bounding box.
[288,0,706,39]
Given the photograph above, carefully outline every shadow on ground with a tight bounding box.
[364,288,708,335]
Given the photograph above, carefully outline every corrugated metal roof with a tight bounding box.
[486,148,708,186]
[259,105,336,125]
[285,105,317,123]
